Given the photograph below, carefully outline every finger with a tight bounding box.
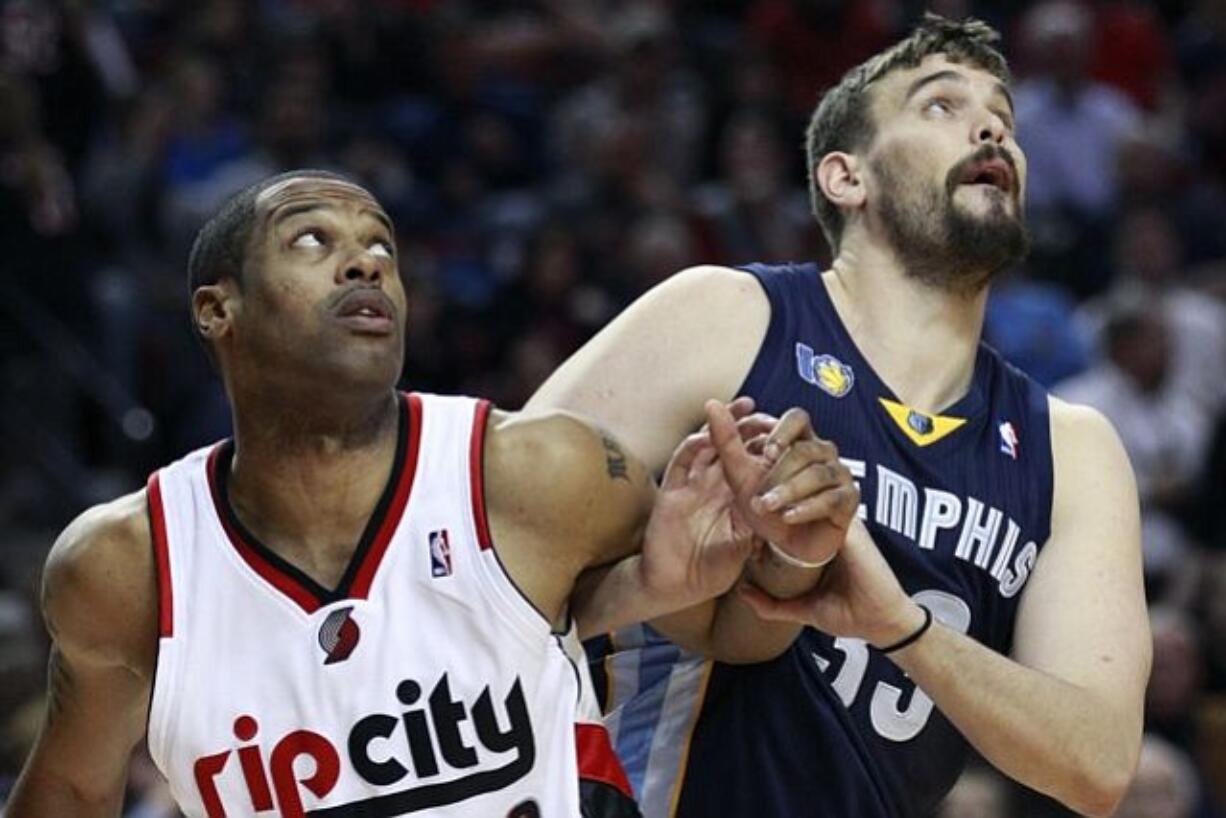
[686,445,719,484]
[704,399,762,497]
[693,400,759,438]
[661,431,713,491]
[746,433,769,457]
[764,438,841,487]
[754,461,849,514]
[735,413,777,443]
[727,396,756,420]
[763,407,820,463]
[780,484,861,527]
[736,583,817,624]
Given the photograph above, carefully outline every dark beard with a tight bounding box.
[873,146,1030,294]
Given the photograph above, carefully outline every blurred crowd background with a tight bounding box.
[0,0,1224,815]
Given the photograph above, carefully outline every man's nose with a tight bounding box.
[975,113,1006,145]
[339,250,383,284]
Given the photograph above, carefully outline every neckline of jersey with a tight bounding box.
[811,268,990,432]
[205,391,423,615]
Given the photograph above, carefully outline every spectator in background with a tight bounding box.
[1013,0,1141,297]
[1079,207,1226,416]
[1177,0,1226,186]
[622,209,701,294]
[1090,0,1177,112]
[1115,123,1226,268]
[745,0,896,119]
[1195,418,1226,554]
[693,111,822,265]
[1056,306,1210,598]
[1197,555,1226,694]
[1014,0,1141,222]
[1114,733,1215,818]
[1192,555,1226,813]
[937,763,1014,818]
[984,263,1092,387]
[550,2,706,190]
[1147,606,1207,748]
[156,52,253,254]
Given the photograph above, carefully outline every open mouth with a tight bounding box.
[959,158,1013,193]
[335,289,396,334]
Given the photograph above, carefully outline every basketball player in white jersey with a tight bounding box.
[8,171,856,818]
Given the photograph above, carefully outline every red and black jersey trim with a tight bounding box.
[577,723,640,818]
[146,472,174,638]
[468,399,493,550]
[206,392,422,614]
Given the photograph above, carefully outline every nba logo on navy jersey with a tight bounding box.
[998,421,1020,459]
[429,529,453,577]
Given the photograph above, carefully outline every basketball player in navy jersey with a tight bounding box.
[528,15,1150,818]
[8,171,855,817]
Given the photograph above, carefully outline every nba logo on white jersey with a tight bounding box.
[429,529,452,577]
[998,421,1020,460]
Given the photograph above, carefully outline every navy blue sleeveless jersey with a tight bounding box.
[588,262,1054,818]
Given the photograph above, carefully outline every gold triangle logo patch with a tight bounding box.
[879,398,967,447]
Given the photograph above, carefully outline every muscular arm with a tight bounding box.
[486,409,791,652]
[527,265,827,660]
[484,410,657,629]
[527,265,767,472]
[893,402,1148,815]
[9,493,157,818]
[747,399,1149,816]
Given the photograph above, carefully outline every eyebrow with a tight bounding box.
[270,201,395,236]
[903,69,1014,114]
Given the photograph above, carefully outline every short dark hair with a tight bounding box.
[804,14,1011,252]
[186,168,353,362]
[187,168,353,294]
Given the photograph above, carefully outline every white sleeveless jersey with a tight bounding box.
[146,392,634,818]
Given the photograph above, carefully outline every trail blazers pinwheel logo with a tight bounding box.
[318,606,360,665]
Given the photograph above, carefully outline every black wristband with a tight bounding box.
[878,605,933,654]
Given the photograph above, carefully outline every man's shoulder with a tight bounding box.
[1047,397,1134,495]
[485,409,649,501]
[484,408,602,470]
[44,489,157,672]
[47,491,153,590]
[1048,394,1117,437]
[484,409,652,544]
[658,264,770,303]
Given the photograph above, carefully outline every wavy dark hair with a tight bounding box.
[804,14,1010,252]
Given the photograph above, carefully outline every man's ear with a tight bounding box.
[816,152,867,213]
[192,281,238,342]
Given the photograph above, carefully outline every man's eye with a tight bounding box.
[292,231,325,248]
[925,98,953,115]
[369,241,393,258]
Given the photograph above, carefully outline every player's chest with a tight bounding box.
[167,592,557,817]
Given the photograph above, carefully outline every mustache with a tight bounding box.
[945,144,1020,196]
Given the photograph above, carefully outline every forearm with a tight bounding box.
[572,556,679,639]
[743,543,826,599]
[889,617,1140,817]
[697,584,802,663]
[573,558,802,663]
[644,548,822,663]
[8,761,125,818]
[664,547,826,663]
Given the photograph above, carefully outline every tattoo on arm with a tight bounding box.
[601,434,629,481]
